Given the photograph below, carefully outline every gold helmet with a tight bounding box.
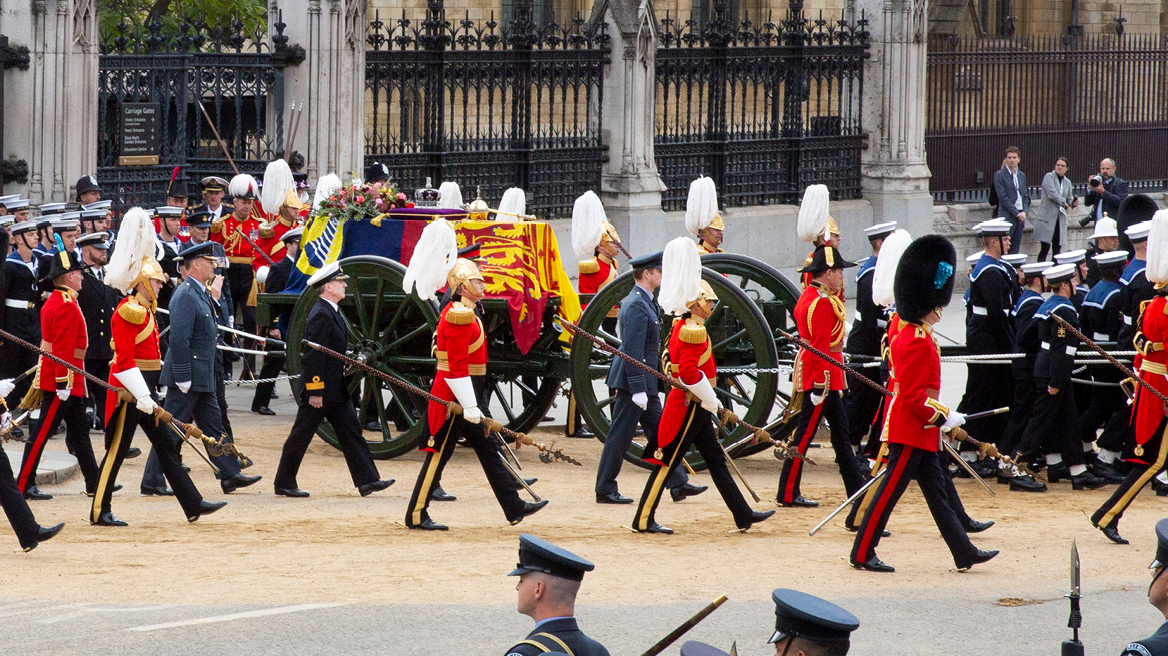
[138,256,167,285]
[707,214,725,231]
[687,280,718,309]
[447,258,484,292]
[282,188,307,213]
[600,221,621,246]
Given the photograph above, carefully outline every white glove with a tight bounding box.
[446,376,482,424]
[631,392,648,410]
[941,410,966,432]
[56,388,70,402]
[114,367,157,415]
[810,391,825,406]
[176,380,191,394]
[683,374,722,415]
[0,378,14,398]
[0,412,12,433]
[256,266,270,285]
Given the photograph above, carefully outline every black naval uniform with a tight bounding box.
[0,252,40,407]
[79,261,117,431]
[251,252,293,412]
[1079,279,1126,451]
[999,288,1043,456]
[1097,257,1152,455]
[843,254,887,450]
[957,253,1015,446]
[273,296,382,493]
[1015,295,1085,466]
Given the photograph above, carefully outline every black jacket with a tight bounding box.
[0,254,41,343]
[1033,296,1079,389]
[300,298,348,403]
[966,255,1015,354]
[1011,289,1043,378]
[1084,176,1129,225]
[505,617,610,656]
[1123,619,1168,656]
[78,265,119,361]
[845,256,886,358]
[1118,261,1154,350]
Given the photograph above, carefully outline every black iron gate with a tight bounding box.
[0,35,31,187]
[655,0,869,210]
[364,0,609,218]
[97,15,302,210]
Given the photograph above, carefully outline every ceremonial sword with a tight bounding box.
[156,308,287,349]
[809,468,888,536]
[640,595,728,656]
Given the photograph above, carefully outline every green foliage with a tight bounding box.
[99,0,268,43]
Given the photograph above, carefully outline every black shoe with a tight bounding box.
[637,522,673,534]
[1092,460,1128,484]
[509,500,549,525]
[251,406,276,416]
[23,486,51,501]
[843,524,892,537]
[598,492,634,504]
[513,477,537,491]
[1071,470,1108,490]
[996,473,1014,485]
[958,548,1000,572]
[569,427,595,439]
[140,484,174,496]
[965,519,995,533]
[670,487,686,502]
[126,447,142,459]
[971,458,999,478]
[85,484,120,498]
[679,482,708,498]
[748,509,776,525]
[430,486,457,502]
[1047,463,1071,483]
[271,390,280,399]
[365,420,381,432]
[1099,524,1129,544]
[11,426,23,439]
[92,512,128,527]
[181,464,190,473]
[1153,478,1168,497]
[778,495,819,508]
[409,518,448,531]
[221,473,262,494]
[1009,475,1047,492]
[359,479,395,497]
[25,522,64,551]
[187,499,227,523]
[275,487,310,498]
[851,555,895,572]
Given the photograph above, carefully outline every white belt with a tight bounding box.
[971,306,988,316]
[1124,315,1133,325]
[5,299,33,309]
[1041,341,1051,350]
[854,311,862,322]
[1066,346,1077,356]
[1093,332,1108,341]
[877,319,888,329]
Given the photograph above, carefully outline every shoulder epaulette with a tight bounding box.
[210,218,223,234]
[446,304,475,326]
[578,258,599,275]
[117,299,148,325]
[258,222,276,239]
[915,326,927,338]
[680,321,707,344]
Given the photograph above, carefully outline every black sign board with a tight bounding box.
[119,102,160,165]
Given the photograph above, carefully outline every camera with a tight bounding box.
[1089,175,1103,186]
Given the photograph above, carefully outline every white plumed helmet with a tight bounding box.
[497,187,526,218]
[685,176,722,236]
[403,218,459,300]
[796,184,832,243]
[658,237,703,316]
[1146,209,1168,286]
[438,181,464,210]
[872,229,912,308]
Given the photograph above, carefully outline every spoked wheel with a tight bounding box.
[702,253,803,456]
[569,267,779,471]
[284,256,439,459]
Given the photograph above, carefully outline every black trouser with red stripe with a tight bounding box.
[633,403,753,531]
[0,447,40,549]
[777,391,865,504]
[18,394,99,494]
[91,374,204,522]
[850,442,977,568]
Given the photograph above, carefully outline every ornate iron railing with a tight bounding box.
[927,33,1168,202]
[97,13,302,210]
[364,0,609,219]
[655,0,868,210]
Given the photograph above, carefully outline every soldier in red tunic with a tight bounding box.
[631,237,775,534]
[211,173,264,368]
[256,159,306,279]
[15,248,100,499]
[402,219,548,530]
[796,185,843,293]
[777,245,866,508]
[850,234,999,573]
[89,208,224,526]
[1093,209,1168,545]
[685,176,724,255]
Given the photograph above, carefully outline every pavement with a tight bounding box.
[3,448,77,487]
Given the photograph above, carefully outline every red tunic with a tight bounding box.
[648,317,716,465]
[36,288,88,397]
[792,281,847,392]
[578,254,618,317]
[1130,295,1168,463]
[210,209,265,265]
[105,295,162,422]
[885,322,947,452]
[425,302,487,448]
[253,216,298,272]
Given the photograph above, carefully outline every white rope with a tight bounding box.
[217,344,284,356]
[223,374,300,387]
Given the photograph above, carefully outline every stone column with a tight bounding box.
[270,0,365,184]
[858,0,935,237]
[1,0,99,203]
[590,0,669,253]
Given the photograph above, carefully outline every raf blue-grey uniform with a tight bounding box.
[1122,519,1168,656]
[142,265,241,488]
[506,534,609,656]
[594,254,687,499]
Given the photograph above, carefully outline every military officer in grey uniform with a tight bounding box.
[1123,518,1168,656]
[594,251,701,505]
[142,242,260,495]
[506,534,610,656]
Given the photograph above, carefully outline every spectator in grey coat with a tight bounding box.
[1033,156,1079,261]
[993,146,1030,254]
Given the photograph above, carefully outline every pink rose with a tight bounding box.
[356,196,365,203]
[396,192,407,201]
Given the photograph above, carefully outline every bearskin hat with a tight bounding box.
[1118,194,1161,230]
[894,234,957,324]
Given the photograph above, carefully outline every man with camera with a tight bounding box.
[1081,158,1130,251]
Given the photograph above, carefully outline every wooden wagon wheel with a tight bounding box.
[569,267,780,471]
